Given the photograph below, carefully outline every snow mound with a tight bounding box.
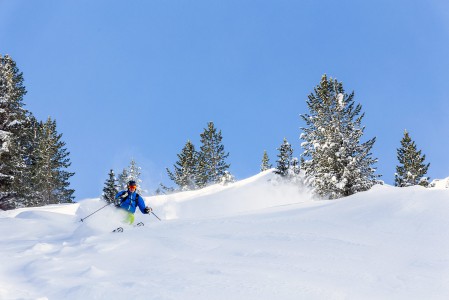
[430,177,449,189]
[149,170,313,220]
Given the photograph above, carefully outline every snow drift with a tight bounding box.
[152,171,313,220]
[1,171,449,300]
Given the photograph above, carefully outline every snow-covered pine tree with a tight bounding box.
[118,159,144,194]
[128,158,142,190]
[395,130,430,187]
[274,138,293,177]
[0,54,28,209]
[5,116,41,207]
[260,150,272,172]
[300,74,380,199]
[102,169,118,203]
[117,168,129,190]
[34,117,75,205]
[197,122,230,187]
[166,140,199,191]
[290,157,300,177]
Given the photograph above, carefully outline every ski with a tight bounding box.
[112,227,123,233]
[112,222,143,233]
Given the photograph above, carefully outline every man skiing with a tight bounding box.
[115,180,152,224]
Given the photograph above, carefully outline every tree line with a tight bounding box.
[164,121,233,191]
[0,55,74,210]
[1,55,431,210]
[162,74,431,199]
[101,121,234,200]
[101,122,234,200]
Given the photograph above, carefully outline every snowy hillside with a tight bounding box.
[1,171,449,300]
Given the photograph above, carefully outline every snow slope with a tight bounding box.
[1,171,449,300]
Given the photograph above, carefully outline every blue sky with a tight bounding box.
[1,0,448,200]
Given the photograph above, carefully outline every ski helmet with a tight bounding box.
[127,180,137,188]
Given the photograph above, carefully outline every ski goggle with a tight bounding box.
[128,185,137,189]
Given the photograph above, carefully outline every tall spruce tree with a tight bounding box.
[102,169,118,203]
[395,130,430,187]
[260,150,272,172]
[197,122,230,187]
[5,116,40,207]
[300,74,380,199]
[0,54,28,208]
[274,138,294,177]
[167,140,199,191]
[34,117,75,205]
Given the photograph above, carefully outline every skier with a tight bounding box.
[115,180,152,224]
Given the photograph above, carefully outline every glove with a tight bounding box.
[144,207,152,214]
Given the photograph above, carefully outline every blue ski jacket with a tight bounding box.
[115,190,146,214]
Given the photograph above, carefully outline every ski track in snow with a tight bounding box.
[1,171,449,300]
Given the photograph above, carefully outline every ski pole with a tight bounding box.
[80,202,112,222]
[151,211,161,221]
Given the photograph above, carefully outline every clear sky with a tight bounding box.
[1,0,448,200]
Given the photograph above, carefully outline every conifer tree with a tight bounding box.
[260,150,272,172]
[128,158,142,191]
[34,117,75,205]
[395,130,430,187]
[197,122,230,187]
[102,169,118,203]
[118,159,144,194]
[6,116,40,206]
[300,74,380,199]
[0,54,28,208]
[117,168,129,190]
[167,140,199,191]
[274,138,294,177]
[290,157,301,177]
